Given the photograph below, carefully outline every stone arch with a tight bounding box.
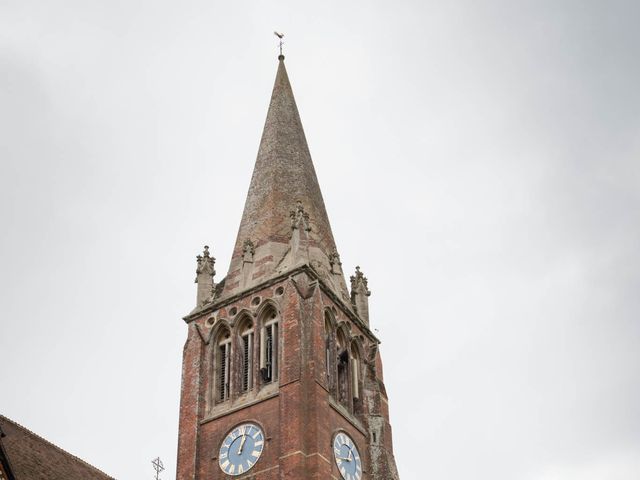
[210,318,231,341]
[232,308,253,326]
[255,299,280,324]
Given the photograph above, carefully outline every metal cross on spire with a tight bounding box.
[274,31,285,57]
[151,457,165,480]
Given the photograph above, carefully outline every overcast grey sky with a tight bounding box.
[1,1,639,479]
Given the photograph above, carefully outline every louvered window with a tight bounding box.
[337,350,349,405]
[260,321,278,383]
[218,342,230,401]
[336,331,349,407]
[241,332,253,392]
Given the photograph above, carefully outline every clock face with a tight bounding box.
[333,432,363,480]
[218,423,265,476]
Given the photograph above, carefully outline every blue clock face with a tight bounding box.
[218,423,265,476]
[333,432,362,480]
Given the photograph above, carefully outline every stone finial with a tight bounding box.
[350,266,371,325]
[329,250,343,275]
[350,266,370,294]
[195,245,216,307]
[242,239,255,264]
[290,200,311,232]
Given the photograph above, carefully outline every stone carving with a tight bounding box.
[291,271,318,299]
[350,266,371,325]
[289,201,311,264]
[195,245,216,307]
[290,200,311,232]
[196,245,216,278]
[240,239,256,288]
[310,259,329,282]
[350,266,370,295]
[329,250,343,275]
[242,239,255,264]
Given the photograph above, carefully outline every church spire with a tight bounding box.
[223,56,349,300]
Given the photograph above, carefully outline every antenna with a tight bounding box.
[151,457,165,480]
[274,31,285,57]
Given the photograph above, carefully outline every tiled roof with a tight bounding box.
[0,415,114,480]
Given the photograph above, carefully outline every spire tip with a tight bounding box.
[274,31,285,59]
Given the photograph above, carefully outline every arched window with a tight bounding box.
[238,318,255,393]
[215,327,231,402]
[336,329,349,408]
[260,308,279,384]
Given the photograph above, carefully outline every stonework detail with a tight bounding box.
[242,239,255,264]
[291,271,318,299]
[289,201,312,264]
[290,200,311,232]
[329,250,343,275]
[195,245,216,307]
[350,266,372,325]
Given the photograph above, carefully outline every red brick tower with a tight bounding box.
[176,55,400,480]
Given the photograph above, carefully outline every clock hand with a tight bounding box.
[237,434,247,455]
[347,448,353,462]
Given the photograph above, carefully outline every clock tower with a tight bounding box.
[175,54,400,480]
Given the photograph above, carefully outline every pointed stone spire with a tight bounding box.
[223,56,349,300]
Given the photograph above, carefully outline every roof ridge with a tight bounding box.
[0,414,115,479]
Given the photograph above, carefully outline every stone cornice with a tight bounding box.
[183,264,380,344]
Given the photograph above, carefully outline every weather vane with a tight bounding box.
[151,457,165,480]
[274,31,284,57]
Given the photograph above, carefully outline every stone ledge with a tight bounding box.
[201,391,280,424]
[328,398,367,436]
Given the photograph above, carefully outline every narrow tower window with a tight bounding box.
[260,310,279,383]
[240,322,254,392]
[336,330,349,408]
[216,329,231,402]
